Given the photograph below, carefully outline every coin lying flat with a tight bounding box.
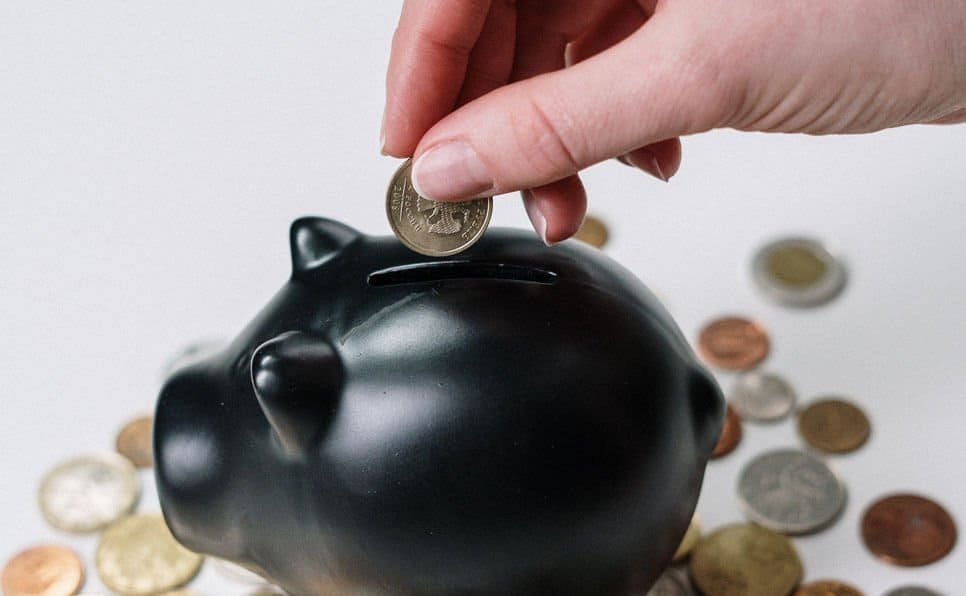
[689,523,802,596]
[795,580,864,595]
[738,448,846,534]
[730,371,797,422]
[115,415,154,469]
[672,514,701,562]
[861,494,957,566]
[1,544,84,596]
[39,452,141,533]
[697,316,770,370]
[798,398,871,453]
[386,159,493,257]
[752,236,847,307]
[883,587,944,596]
[711,403,742,459]
[96,514,203,595]
[573,215,609,248]
[644,565,697,596]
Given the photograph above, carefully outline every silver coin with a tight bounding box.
[38,451,141,533]
[883,587,945,596]
[751,236,846,307]
[729,371,797,422]
[645,566,697,596]
[160,338,225,380]
[386,159,492,257]
[737,448,846,534]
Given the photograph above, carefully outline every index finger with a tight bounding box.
[383,0,492,157]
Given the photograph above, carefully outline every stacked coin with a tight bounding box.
[386,159,493,256]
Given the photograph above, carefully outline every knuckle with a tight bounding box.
[507,91,585,182]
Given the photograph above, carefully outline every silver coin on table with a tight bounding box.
[386,159,493,257]
[38,452,141,533]
[645,566,697,596]
[883,587,945,596]
[752,236,847,307]
[737,448,846,535]
[729,371,797,422]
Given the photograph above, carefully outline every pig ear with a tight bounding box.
[689,367,726,459]
[289,217,361,274]
[251,331,343,456]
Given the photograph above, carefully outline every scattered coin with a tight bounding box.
[730,371,797,422]
[711,403,742,459]
[689,523,802,596]
[738,448,846,534]
[882,587,945,596]
[798,398,871,453]
[645,565,696,596]
[672,514,701,562]
[1,544,84,596]
[386,158,493,257]
[38,452,141,533]
[697,316,770,370]
[573,215,609,248]
[116,415,154,468]
[96,513,203,595]
[861,494,957,567]
[795,580,864,595]
[159,338,225,381]
[752,236,847,307]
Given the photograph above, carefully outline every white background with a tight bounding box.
[1,2,964,594]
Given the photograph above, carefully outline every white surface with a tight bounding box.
[1,2,964,594]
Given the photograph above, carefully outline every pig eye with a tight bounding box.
[368,261,558,287]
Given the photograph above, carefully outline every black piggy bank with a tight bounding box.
[155,217,724,596]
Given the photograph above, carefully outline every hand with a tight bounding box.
[382,0,966,244]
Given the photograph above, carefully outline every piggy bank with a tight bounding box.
[155,217,724,596]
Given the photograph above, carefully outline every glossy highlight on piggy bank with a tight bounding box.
[154,217,725,595]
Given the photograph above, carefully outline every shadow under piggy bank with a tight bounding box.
[155,217,724,596]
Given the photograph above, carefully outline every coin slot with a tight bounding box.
[368,261,558,286]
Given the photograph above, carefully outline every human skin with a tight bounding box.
[381,0,966,244]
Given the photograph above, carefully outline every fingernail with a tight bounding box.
[522,191,553,246]
[627,150,668,182]
[411,141,494,201]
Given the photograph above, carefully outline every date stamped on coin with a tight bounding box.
[386,159,492,257]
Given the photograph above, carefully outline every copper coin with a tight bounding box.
[573,215,609,248]
[798,398,870,453]
[697,316,770,370]
[861,494,957,566]
[2,544,84,596]
[711,403,742,458]
[115,415,154,468]
[795,580,864,595]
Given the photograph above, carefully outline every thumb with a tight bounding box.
[410,13,733,201]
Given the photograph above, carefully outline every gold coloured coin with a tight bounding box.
[573,215,609,248]
[798,398,871,453]
[38,452,141,533]
[752,237,847,308]
[689,523,802,596]
[115,415,154,468]
[672,514,701,562]
[95,514,203,595]
[386,159,492,257]
[1,544,84,596]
